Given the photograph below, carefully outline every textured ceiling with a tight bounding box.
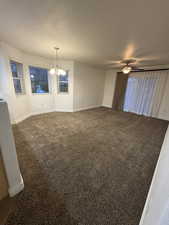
[0,0,169,68]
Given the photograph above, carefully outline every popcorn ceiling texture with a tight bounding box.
[5,107,168,225]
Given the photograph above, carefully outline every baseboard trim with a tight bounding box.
[12,109,74,124]
[74,105,101,112]
[12,106,102,124]
[102,104,112,108]
[55,109,74,112]
[13,113,31,124]
[8,177,24,197]
[31,109,56,116]
[13,110,56,124]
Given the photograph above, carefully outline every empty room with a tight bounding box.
[0,0,169,225]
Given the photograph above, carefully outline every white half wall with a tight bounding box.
[0,100,24,197]
[73,62,105,111]
[139,125,169,225]
[102,70,117,108]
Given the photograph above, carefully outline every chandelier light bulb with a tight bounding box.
[49,68,56,75]
[58,68,66,76]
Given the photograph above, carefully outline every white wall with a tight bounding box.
[73,62,105,111]
[102,70,117,108]
[139,125,169,225]
[23,53,55,116]
[54,60,74,112]
[0,42,74,123]
[0,42,105,122]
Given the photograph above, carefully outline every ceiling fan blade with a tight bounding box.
[106,63,122,68]
[105,58,123,66]
[121,59,136,65]
[106,62,121,66]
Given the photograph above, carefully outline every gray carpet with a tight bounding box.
[5,107,168,225]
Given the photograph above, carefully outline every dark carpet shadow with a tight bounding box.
[5,126,78,225]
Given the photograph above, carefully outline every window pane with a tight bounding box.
[59,74,68,81]
[59,82,68,92]
[10,60,25,94]
[13,79,22,93]
[58,73,68,93]
[10,61,18,77]
[29,66,49,93]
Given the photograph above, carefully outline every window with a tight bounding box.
[29,66,49,94]
[58,71,69,93]
[10,60,25,94]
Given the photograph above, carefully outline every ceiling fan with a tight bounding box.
[108,59,145,74]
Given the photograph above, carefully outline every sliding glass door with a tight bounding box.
[123,71,168,117]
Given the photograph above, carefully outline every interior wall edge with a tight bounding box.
[0,151,8,200]
[0,101,24,197]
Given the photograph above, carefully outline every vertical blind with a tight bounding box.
[123,71,169,117]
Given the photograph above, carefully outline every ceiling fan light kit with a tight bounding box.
[122,65,132,74]
[107,58,144,74]
[121,59,144,74]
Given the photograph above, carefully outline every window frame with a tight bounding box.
[57,70,69,94]
[29,65,50,95]
[10,60,25,95]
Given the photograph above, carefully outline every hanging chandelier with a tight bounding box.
[49,47,66,76]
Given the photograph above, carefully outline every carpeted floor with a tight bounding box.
[5,107,168,225]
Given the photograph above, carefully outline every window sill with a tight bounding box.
[15,93,26,97]
[31,93,51,95]
[57,92,69,95]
